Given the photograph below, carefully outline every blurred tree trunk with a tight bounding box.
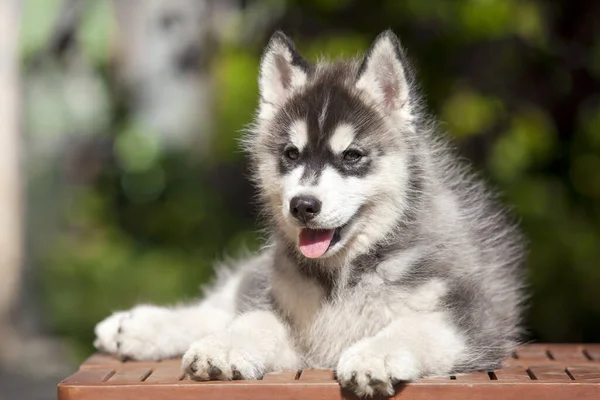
[0,0,23,363]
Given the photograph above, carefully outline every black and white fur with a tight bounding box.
[94,30,525,397]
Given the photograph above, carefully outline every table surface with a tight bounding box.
[58,343,600,400]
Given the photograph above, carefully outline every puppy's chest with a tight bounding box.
[271,262,441,327]
[270,267,327,331]
[271,264,449,366]
[270,269,389,353]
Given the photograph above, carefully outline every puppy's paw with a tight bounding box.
[94,310,128,355]
[182,335,264,381]
[336,340,420,397]
[94,305,183,361]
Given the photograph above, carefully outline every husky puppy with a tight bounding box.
[94,30,524,397]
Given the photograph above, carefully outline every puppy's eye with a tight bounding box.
[285,148,300,160]
[343,149,362,162]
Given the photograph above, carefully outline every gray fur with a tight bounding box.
[94,30,525,397]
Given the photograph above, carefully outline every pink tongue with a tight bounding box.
[298,229,335,258]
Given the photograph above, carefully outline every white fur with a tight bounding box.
[402,279,448,312]
[337,312,466,397]
[289,119,308,151]
[94,303,232,360]
[283,166,366,229]
[271,257,326,330]
[182,310,300,379]
[328,123,356,153]
[258,102,277,121]
[93,265,245,360]
[376,245,431,282]
[318,92,330,131]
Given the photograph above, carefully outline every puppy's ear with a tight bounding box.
[258,32,311,113]
[356,30,412,114]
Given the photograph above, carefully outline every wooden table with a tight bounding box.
[58,343,600,399]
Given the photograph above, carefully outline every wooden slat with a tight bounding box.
[501,358,530,367]
[419,375,452,382]
[584,345,600,361]
[80,353,122,369]
[262,370,299,381]
[298,369,335,381]
[501,357,524,367]
[58,381,600,400]
[454,371,492,382]
[515,344,549,361]
[107,367,152,383]
[61,369,115,384]
[156,358,184,368]
[494,367,532,381]
[567,366,600,382]
[145,365,184,383]
[529,366,571,381]
[547,344,587,361]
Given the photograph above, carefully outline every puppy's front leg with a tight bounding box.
[94,302,233,361]
[336,311,466,397]
[182,310,299,380]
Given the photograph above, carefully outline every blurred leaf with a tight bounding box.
[303,35,369,59]
[578,97,600,150]
[121,166,166,203]
[513,1,546,45]
[114,121,161,172]
[78,0,114,65]
[400,0,453,24]
[304,0,353,12]
[20,0,62,59]
[442,87,503,138]
[590,43,600,80]
[213,49,259,159]
[489,107,557,181]
[570,154,600,198]
[458,0,514,39]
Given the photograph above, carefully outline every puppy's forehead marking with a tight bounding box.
[329,123,356,153]
[289,120,308,150]
[318,92,330,132]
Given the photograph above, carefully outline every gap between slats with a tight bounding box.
[107,367,153,383]
[144,365,185,383]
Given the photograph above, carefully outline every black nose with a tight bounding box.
[290,196,321,222]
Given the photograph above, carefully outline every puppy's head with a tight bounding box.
[246,31,420,260]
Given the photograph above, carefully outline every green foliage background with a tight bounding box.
[21,0,600,362]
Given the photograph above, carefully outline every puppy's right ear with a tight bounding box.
[356,30,412,115]
[258,32,310,115]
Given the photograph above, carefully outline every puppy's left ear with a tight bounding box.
[356,30,412,114]
[259,32,311,111]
